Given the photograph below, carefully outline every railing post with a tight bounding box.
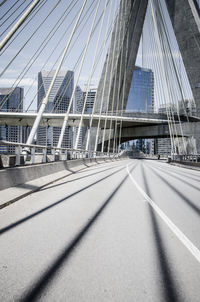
[15,145,21,166]
[65,149,68,160]
[59,150,62,161]
[52,148,55,162]
[42,147,47,163]
[31,147,35,164]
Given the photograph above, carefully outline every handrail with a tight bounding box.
[0,140,86,152]
[0,140,122,167]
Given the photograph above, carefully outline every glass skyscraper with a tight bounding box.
[126,66,154,112]
[37,70,74,148]
[194,0,200,11]
[125,66,154,154]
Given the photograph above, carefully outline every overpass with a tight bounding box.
[0,111,199,144]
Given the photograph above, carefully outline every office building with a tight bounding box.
[37,70,74,148]
[83,89,97,114]
[154,100,197,155]
[74,85,83,113]
[73,87,97,149]
[126,66,154,112]
[125,66,154,153]
[73,86,85,149]
[0,87,24,153]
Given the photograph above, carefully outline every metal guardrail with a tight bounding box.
[172,154,200,163]
[0,140,122,167]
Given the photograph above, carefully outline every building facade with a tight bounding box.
[73,87,97,149]
[0,87,24,153]
[83,89,97,114]
[126,66,154,112]
[125,66,154,154]
[155,100,197,155]
[37,70,74,148]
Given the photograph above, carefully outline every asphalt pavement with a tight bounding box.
[0,158,200,302]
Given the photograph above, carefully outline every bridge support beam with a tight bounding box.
[165,0,200,114]
[96,0,148,113]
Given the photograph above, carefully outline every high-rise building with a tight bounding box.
[0,87,24,153]
[194,0,200,13]
[83,88,97,113]
[154,100,197,155]
[37,70,74,148]
[125,66,154,153]
[73,87,97,149]
[73,86,85,149]
[126,66,154,112]
[74,85,83,113]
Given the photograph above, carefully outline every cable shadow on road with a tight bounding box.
[149,165,200,192]
[18,165,135,302]
[141,164,182,302]
[146,165,200,217]
[151,162,200,182]
[76,160,121,173]
[0,164,136,236]
[40,164,124,192]
[16,183,41,191]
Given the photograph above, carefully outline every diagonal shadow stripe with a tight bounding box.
[40,162,126,192]
[19,165,136,302]
[150,161,200,182]
[146,164,200,192]
[141,163,182,302]
[145,164,200,217]
[0,163,136,236]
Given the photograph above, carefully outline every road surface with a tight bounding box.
[0,159,200,301]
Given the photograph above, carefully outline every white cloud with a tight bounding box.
[0,78,37,87]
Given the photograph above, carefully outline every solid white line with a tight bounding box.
[126,164,200,264]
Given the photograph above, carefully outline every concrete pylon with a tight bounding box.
[166,0,200,114]
[88,0,200,152]
[97,0,200,115]
[166,0,200,152]
[95,0,149,113]
[89,0,148,152]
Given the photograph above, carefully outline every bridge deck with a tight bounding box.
[0,159,199,301]
[0,112,169,128]
[0,112,199,128]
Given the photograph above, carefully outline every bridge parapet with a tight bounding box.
[0,140,113,168]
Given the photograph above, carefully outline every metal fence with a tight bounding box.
[0,140,122,167]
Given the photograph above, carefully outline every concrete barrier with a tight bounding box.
[171,160,200,168]
[0,157,116,191]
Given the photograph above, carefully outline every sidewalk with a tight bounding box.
[0,164,87,210]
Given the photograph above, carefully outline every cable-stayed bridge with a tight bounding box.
[0,1,200,301]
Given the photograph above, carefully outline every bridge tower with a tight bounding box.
[165,0,200,115]
[95,0,149,113]
[97,0,200,115]
[95,0,200,152]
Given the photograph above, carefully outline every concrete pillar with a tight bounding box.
[165,0,200,114]
[95,0,149,113]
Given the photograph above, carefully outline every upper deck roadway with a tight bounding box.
[0,111,198,128]
[0,158,200,301]
[0,111,170,128]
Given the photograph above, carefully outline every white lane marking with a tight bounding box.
[126,164,200,264]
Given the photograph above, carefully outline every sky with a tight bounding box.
[0,0,194,112]
[0,0,120,110]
